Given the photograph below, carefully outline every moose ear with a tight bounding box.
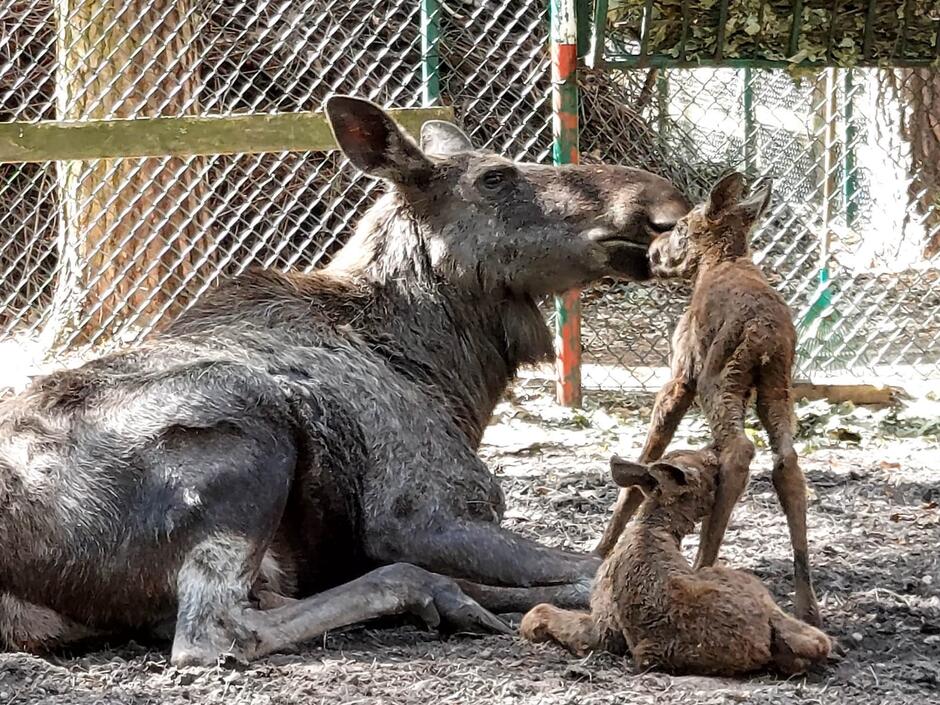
[325,95,432,184]
[705,171,746,219]
[610,456,657,490]
[737,177,773,223]
[421,120,474,155]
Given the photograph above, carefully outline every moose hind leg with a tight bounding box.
[756,385,821,627]
[379,519,600,608]
[157,423,297,667]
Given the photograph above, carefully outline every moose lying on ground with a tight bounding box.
[521,449,832,676]
[0,96,690,665]
[594,173,821,627]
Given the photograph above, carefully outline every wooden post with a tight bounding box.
[550,0,582,408]
[49,0,208,347]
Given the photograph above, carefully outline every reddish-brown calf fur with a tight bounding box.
[522,449,831,676]
[595,173,821,627]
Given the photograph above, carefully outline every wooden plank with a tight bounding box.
[600,56,938,70]
[792,382,907,407]
[0,107,455,164]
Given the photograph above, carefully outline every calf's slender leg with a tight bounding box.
[694,365,755,570]
[595,375,695,558]
[756,382,821,627]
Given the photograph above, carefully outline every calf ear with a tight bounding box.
[325,95,432,185]
[421,120,474,155]
[610,456,656,490]
[737,178,773,223]
[705,171,745,219]
[648,461,693,494]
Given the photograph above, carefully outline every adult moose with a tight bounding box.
[0,96,689,666]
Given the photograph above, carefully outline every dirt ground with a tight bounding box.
[1,380,938,705]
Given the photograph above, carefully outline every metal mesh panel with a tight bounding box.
[580,64,940,390]
[0,0,553,352]
[0,0,938,391]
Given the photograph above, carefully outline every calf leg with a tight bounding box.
[695,373,755,570]
[757,386,821,626]
[595,376,695,558]
[520,604,613,656]
[639,376,697,463]
[593,487,644,559]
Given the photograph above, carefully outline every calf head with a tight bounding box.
[648,172,772,279]
[609,448,719,523]
[324,96,690,296]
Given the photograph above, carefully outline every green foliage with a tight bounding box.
[606,0,939,66]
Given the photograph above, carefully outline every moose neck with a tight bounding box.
[328,193,553,447]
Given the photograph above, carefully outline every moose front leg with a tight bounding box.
[176,563,511,666]
[455,579,593,614]
[376,520,600,609]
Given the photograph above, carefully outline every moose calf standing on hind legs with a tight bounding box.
[596,172,822,628]
[0,96,690,665]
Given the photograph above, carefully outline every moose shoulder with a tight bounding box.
[0,96,689,665]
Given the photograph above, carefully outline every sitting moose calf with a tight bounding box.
[521,449,832,676]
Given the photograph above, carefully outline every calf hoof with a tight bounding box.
[796,598,823,629]
[519,603,556,643]
[770,620,832,675]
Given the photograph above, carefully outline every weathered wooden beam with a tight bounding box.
[792,382,907,407]
[0,107,455,164]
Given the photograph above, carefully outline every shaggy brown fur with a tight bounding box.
[0,97,690,665]
[595,173,820,627]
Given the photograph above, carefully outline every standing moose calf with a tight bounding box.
[596,173,821,627]
[521,449,831,676]
[0,96,690,665]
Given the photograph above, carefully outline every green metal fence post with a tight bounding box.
[421,0,441,106]
[656,69,669,152]
[842,68,858,229]
[742,66,756,175]
[550,0,582,407]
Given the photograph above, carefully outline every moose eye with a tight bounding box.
[479,168,510,192]
[649,220,675,234]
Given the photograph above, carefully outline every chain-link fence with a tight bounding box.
[1,0,938,393]
[577,64,940,391]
